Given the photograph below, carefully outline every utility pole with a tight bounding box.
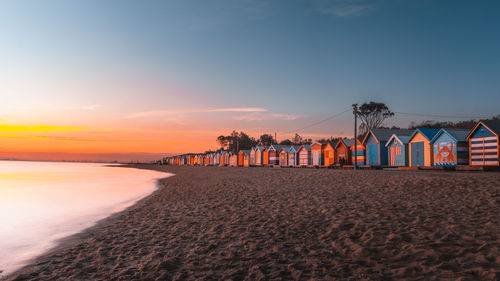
[352,104,358,170]
[275,132,277,144]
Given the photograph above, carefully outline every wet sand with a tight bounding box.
[4,165,500,280]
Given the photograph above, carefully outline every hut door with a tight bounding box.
[389,146,396,166]
[471,136,499,165]
[411,142,424,166]
[368,144,378,165]
[390,146,400,166]
[313,151,319,165]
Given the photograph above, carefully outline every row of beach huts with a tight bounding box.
[161,120,500,169]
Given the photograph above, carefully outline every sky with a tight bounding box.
[1,0,499,161]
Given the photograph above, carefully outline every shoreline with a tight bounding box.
[4,165,500,280]
[1,164,174,280]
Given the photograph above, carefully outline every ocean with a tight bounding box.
[0,161,170,276]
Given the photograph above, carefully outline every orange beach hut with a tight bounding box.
[323,141,337,166]
[335,139,353,165]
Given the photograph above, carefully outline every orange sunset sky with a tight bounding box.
[2,1,499,162]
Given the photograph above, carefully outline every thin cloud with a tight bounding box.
[314,0,376,17]
[271,114,302,120]
[233,112,304,121]
[206,107,267,112]
[0,124,84,132]
[0,134,98,142]
[233,112,266,121]
[125,107,268,119]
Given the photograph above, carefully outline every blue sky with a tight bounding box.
[1,0,499,154]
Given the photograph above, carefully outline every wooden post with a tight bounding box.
[352,104,358,170]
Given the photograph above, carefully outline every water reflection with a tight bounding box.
[0,161,170,276]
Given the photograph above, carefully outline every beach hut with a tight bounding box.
[267,145,282,166]
[429,129,470,167]
[385,134,411,167]
[230,152,238,167]
[250,147,256,166]
[238,150,251,167]
[297,145,312,166]
[262,147,269,166]
[335,139,353,165]
[278,146,291,166]
[311,142,325,166]
[408,128,440,167]
[213,152,219,166]
[252,146,265,166]
[350,139,366,166]
[323,141,337,166]
[223,151,230,166]
[362,129,413,166]
[287,145,300,166]
[466,120,500,166]
[219,151,225,166]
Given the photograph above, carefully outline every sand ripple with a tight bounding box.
[5,166,500,280]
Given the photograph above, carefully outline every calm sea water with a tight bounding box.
[0,161,170,276]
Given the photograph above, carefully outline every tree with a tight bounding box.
[292,133,302,145]
[258,134,275,146]
[356,101,394,135]
[216,131,257,151]
[237,131,257,150]
[301,138,313,145]
[408,120,476,130]
[279,139,292,145]
[315,136,342,144]
[216,135,229,149]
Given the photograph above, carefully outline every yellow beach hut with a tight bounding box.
[408,128,440,167]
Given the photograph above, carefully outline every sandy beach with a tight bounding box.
[4,166,500,280]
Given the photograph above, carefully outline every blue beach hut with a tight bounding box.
[287,145,300,166]
[362,129,413,166]
[385,134,411,167]
[430,129,469,167]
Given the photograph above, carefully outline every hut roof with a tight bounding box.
[268,144,290,151]
[343,139,355,147]
[334,138,354,149]
[385,134,412,147]
[466,119,500,139]
[363,128,413,144]
[298,144,311,151]
[481,119,500,135]
[328,140,339,147]
[239,150,251,154]
[410,128,440,141]
[288,145,301,152]
[430,128,470,143]
[278,145,292,152]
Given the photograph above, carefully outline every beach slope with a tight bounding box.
[5,166,500,280]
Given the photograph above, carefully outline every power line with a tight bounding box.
[285,108,351,134]
[394,111,489,119]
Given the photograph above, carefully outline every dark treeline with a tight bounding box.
[215,101,499,152]
[216,132,319,151]
[407,115,500,130]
